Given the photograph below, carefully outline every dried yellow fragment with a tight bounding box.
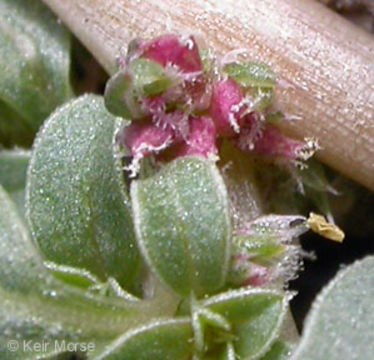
[306,212,345,243]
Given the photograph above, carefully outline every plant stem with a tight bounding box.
[42,0,374,191]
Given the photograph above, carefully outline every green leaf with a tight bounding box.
[232,234,284,262]
[27,95,140,292]
[260,341,292,360]
[291,256,374,360]
[44,263,143,302]
[0,185,165,359]
[0,0,72,147]
[0,149,30,216]
[44,261,101,289]
[129,58,171,96]
[0,184,46,294]
[223,62,275,110]
[224,62,276,89]
[201,343,236,360]
[0,185,77,360]
[202,288,287,359]
[104,58,171,120]
[191,298,231,353]
[91,318,193,360]
[131,156,231,297]
[104,70,132,119]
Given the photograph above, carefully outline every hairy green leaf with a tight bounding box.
[0,149,30,216]
[224,63,276,89]
[104,70,132,119]
[27,95,140,292]
[291,256,374,360]
[91,319,192,360]
[129,58,171,96]
[0,185,78,360]
[0,0,72,147]
[104,58,170,121]
[131,156,231,297]
[202,288,287,359]
[0,185,163,359]
[44,261,102,289]
[0,185,45,294]
[191,298,231,353]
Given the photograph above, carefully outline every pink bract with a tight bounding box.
[124,122,174,159]
[172,116,218,158]
[243,263,269,287]
[210,79,245,137]
[112,34,316,172]
[250,125,306,160]
[141,34,202,73]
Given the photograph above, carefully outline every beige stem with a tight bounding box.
[43,0,374,190]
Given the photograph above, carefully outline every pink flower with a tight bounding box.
[172,116,218,158]
[139,35,210,115]
[210,79,245,137]
[230,254,269,287]
[242,263,269,287]
[123,122,174,160]
[141,34,203,73]
[109,35,318,175]
[249,125,309,160]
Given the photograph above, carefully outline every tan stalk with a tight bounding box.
[43,0,374,190]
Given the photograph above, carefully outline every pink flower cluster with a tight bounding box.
[106,34,317,175]
[229,215,309,287]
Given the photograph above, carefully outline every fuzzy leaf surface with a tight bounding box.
[292,256,374,360]
[91,319,193,360]
[202,288,287,359]
[0,185,157,360]
[104,70,132,119]
[223,63,276,89]
[131,156,231,297]
[27,95,139,291]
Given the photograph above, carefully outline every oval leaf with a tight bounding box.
[131,156,231,297]
[0,0,72,147]
[91,319,192,360]
[202,288,287,359]
[291,256,374,360]
[27,95,139,291]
